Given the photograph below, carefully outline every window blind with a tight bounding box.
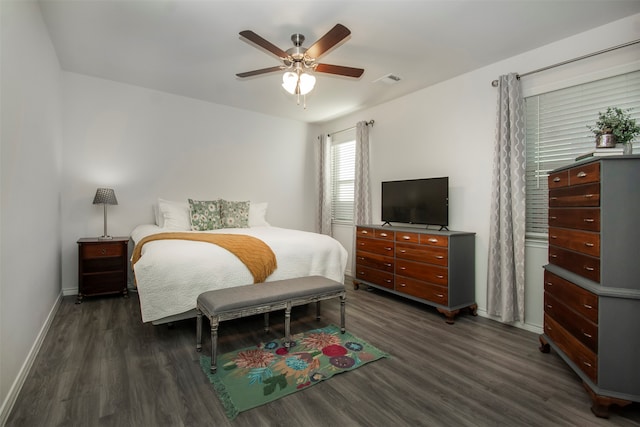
[330,137,356,223]
[525,70,640,237]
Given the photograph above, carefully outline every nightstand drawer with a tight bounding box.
[82,272,126,294]
[82,243,125,258]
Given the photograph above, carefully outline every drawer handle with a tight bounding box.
[584,242,594,247]
[428,238,438,243]
[359,242,365,246]
[385,247,392,251]
[550,235,557,239]
[584,218,595,223]
[399,267,406,270]
[380,232,388,237]
[550,216,557,220]
[402,235,411,240]
[384,263,392,267]
[399,249,406,253]
[583,362,592,368]
[550,197,558,201]
[550,254,557,258]
[361,230,369,234]
[584,194,594,198]
[583,332,592,338]
[584,266,595,271]
[553,177,561,182]
[101,248,107,255]
[545,281,553,287]
[436,275,444,279]
[435,293,444,298]
[385,279,392,283]
[576,171,587,178]
[584,304,593,310]
[357,256,364,260]
[400,283,406,287]
[435,255,444,259]
[546,304,553,309]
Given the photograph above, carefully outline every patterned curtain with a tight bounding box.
[353,121,372,226]
[317,133,332,235]
[487,73,526,323]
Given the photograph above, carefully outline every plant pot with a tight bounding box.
[596,133,616,148]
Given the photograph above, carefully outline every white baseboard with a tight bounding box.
[0,292,62,426]
[476,308,543,334]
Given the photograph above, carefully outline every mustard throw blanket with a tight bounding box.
[131,232,277,284]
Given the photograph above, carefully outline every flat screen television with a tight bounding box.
[381,177,449,227]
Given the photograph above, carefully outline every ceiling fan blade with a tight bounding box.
[236,66,283,78]
[305,24,351,59]
[315,63,364,78]
[239,30,289,59]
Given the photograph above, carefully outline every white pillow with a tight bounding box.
[157,198,190,230]
[249,202,270,227]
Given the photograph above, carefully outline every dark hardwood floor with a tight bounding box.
[7,279,640,427]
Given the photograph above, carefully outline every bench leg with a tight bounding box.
[210,317,219,374]
[284,301,292,348]
[340,293,346,334]
[264,312,269,333]
[196,308,203,352]
[316,301,321,320]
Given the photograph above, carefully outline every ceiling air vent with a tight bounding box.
[374,73,402,85]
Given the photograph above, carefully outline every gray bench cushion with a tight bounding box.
[197,275,344,314]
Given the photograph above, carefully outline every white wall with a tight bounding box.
[0,1,63,422]
[60,73,315,293]
[317,14,640,332]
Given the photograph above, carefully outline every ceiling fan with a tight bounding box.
[236,24,364,103]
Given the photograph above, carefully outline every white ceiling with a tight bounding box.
[38,0,640,124]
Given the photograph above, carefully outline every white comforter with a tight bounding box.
[130,225,348,323]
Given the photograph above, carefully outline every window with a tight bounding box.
[525,70,640,238]
[330,131,356,223]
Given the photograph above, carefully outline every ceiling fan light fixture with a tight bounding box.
[282,71,298,94]
[298,72,316,95]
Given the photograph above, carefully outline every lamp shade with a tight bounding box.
[298,72,316,95]
[93,188,118,205]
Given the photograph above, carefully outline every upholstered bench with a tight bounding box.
[196,275,346,373]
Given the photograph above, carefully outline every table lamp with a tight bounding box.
[93,188,118,239]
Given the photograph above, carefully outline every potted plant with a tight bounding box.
[588,107,640,153]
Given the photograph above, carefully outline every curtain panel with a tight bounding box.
[487,73,526,323]
[317,133,332,235]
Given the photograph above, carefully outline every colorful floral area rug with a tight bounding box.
[200,324,390,419]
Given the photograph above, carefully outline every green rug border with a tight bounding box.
[199,325,390,419]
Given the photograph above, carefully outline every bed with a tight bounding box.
[130,222,348,324]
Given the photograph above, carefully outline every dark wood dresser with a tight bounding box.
[77,237,129,303]
[539,155,640,417]
[353,225,476,323]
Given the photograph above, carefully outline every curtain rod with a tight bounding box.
[329,120,375,137]
[491,39,640,87]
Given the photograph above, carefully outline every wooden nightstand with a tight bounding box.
[77,237,129,304]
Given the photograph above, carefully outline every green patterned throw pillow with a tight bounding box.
[188,199,222,231]
[220,200,250,228]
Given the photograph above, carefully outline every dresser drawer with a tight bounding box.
[82,242,125,258]
[548,227,600,257]
[356,227,375,237]
[568,161,600,186]
[543,270,598,324]
[544,292,598,353]
[544,314,597,383]
[549,246,600,282]
[396,259,448,285]
[549,170,569,189]
[420,234,448,248]
[355,251,394,272]
[396,232,420,243]
[396,276,448,305]
[82,272,126,295]
[396,242,448,266]
[375,229,394,240]
[355,265,394,289]
[548,208,600,232]
[549,183,600,207]
[356,237,394,255]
